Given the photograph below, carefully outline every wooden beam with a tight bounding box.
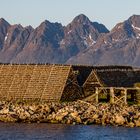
[97,87,140,90]
[124,89,127,105]
[110,87,114,104]
[95,87,99,103]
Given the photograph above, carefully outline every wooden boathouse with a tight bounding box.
[0,64,140,104]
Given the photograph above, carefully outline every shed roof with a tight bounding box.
[0,64,71,101]
[86,69,140,87]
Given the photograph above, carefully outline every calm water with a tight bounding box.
[0,123,139,140]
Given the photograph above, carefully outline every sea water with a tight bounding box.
[0,123,139,140]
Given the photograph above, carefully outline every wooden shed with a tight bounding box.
[83,67,140,98]
[0,64,140,102]
[0,64,84,102]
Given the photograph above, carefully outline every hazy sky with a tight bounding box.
[0,0,140,30]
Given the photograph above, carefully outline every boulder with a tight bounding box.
[70,111,78,118]
[92,114,98,120]
[55,111,68,121]
[29,105,37,112]
[0,108,9,114]
[128,122,135,127]
[44,105,51,113]
[86,106,96,114]
[70,111,81,123]
[115,114,125,125]
[135,120,140,127]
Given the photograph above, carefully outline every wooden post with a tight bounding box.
[124,89,127,105]
[95,87,99,103]
[136,89,140,104]
[110,87,114,104]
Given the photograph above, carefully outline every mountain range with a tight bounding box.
[0,14,140,66]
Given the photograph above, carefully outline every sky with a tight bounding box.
[0,0,140,30]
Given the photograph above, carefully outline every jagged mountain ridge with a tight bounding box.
[0,14,140,66]
[67,15,140,66]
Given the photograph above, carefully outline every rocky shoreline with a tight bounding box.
[0,100,140,127]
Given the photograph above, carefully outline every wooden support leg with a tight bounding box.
[95,88,99,104]
[124,89,127,105]
[107,90,110,102]
[110,87,114,104]
[136,89,140,104]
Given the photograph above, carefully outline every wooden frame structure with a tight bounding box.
[83,87,140,105]
[0,64,140,103]
[95,87,140,105]
[82,69,140,104]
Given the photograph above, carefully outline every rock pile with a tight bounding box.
[0,100,139,127]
